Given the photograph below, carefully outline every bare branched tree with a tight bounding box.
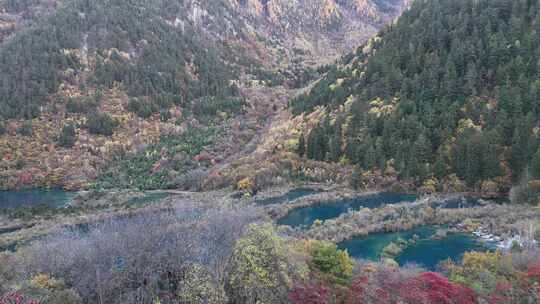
[16,202,262,304]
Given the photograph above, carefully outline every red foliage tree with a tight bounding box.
[289,283,331,304]
[520,263,540,302]
[343,272,476,304]
[399,272,477,304]
[346,276,368,304]
[345,276,391,304]
[292,272,478,304]
[487,282,515,304]
[0,293,39,304]
[523,264,540,284]
[18,171,33,185]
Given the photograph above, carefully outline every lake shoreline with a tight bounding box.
[0,184,536,259]
[296,197,540,246]
[337,226,487,270]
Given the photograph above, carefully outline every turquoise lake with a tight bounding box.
[0,190,75,209]
[277,193,417,229]
[338,227,485,270]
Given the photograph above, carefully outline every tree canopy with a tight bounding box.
[293,0,540,191]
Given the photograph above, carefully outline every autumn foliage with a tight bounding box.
[290,271,477,304]
[289,249,540,304]
[521,264,540,302]
[0,293,38,304]
[289,283,331,304]
[398,272,477,304]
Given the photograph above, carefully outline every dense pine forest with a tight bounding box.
[0,0,238,120]
[293,0,540,198]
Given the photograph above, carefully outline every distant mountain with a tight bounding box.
[292,0,540,195]
[229,0,409,59]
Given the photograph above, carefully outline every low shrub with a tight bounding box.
[57,124,77,148]
[65,97,98,114]
[85,113,118,136]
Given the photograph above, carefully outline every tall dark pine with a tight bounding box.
[297,133,306,157]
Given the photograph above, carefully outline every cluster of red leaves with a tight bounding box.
[346,276,369,303]
[486,263,540,304]
[3,153,12,161]
[17,171,33,185]
[345,276,391,304]
[487,282,514,304]
[288,283,331,304]
[521,264,540,301]
[398,272,476,304]
[193,151,213,163]
[524,264,540,283]
[0,293,39,304]
[290,272,477,304]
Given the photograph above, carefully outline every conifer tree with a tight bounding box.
[297,133,306,157]
[530,148,540,180]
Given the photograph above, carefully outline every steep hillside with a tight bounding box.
[290,0,540,197]
[0,0,410,119]
[0,0,252,119]
[229,0,409,63]
[0,0,407,190]
[0,0,251,190]
[0,0,58,43]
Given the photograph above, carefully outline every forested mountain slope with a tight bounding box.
[0,0,407,190]
[292,0,540,197]
[0,0,245,119]
[0,0,409,120]
[229,0,410,60]
[0,0,58,43]
[0,0,250,190]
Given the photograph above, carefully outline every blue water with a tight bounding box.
[0,242,17,252]
[0,190,75,209]
[256,187,323,205]
[338,227,436,261]
[277,193,417,229]
[339,227,485,270]
[396,233,484,270]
